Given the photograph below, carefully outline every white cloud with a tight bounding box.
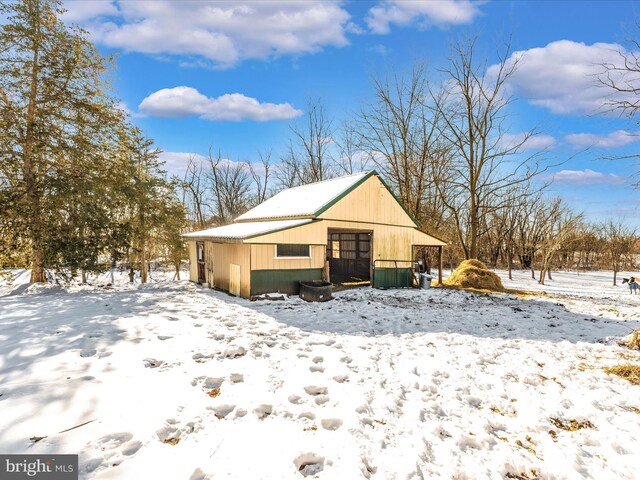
[368,44,392,56]
[62,1,118,22]
[490,40,640,116]
[159,151,265,175]
[64,1,352,68]
[545,169,628,186]
[565,130,640,149]
[501,133,557,151]
[158,152,208,173]
[366,0,482,34]
[139,87,302,122]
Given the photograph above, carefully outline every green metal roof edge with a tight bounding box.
[375,174,420,228]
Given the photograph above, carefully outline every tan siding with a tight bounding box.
[247,220,327,245]
[412,229,447,247]
[204,242,251,298]
[229,264,241,296]
[319,175,416,227]
[188,241,198,282]
[248,219,442,260]
[250,244,325,270]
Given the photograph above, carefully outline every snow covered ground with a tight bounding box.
[0,269,639,479]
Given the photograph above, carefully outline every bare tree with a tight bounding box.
[600,218,637,285]
[181,155,210,229]
[207,148,251,224]
[248,149,272,206]
[334,120,370,175]
[357,64,449,230]
[598,25,640,186]
[432,36,551,259]
[278,97,334,187]
[514,190,547,279]
[536,198,583,285]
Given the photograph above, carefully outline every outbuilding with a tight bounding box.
[184,171,446,298]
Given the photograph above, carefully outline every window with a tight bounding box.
[331,240,340,259]
[275,244,311,258]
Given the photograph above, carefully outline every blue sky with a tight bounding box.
[62,0,640,226]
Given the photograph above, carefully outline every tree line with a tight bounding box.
[1,0,637,285]
[0,0,186,282]
[179,39,639,285]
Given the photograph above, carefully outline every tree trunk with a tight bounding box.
[507,250,513,280]
[613,269,617,286]
[469,203,478,259]
[26,14,45,283]
[539,266,546,285]
[30,249,46,283]
[140,242,148,284]
[547,267,552,280]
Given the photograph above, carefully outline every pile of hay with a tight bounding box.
[444,259,505,292]
[604,365,640,385]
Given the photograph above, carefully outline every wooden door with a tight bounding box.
[229,264,241,297]
[196,242,206,284]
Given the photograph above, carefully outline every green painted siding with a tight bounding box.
[372,268,414,289]
[251,268,323,296]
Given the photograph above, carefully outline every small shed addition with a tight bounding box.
[184,171,446,298]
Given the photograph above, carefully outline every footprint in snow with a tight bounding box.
[304,386,328,396]
[321,418,343,430]
[143,358,163,368]
[254,404,273,419]
[83,432,142,474]
[294,453,325,477]
[208,404,236,419]
[156,417,201,445]
[224,346,247,359]
[288,395,303,405]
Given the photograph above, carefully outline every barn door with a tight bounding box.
[196,242,206,284]
[229,264,241,297]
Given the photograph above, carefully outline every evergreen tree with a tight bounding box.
[127,130,186,283]
[0,0,131,281]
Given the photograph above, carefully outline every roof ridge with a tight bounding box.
[282,170,371,192]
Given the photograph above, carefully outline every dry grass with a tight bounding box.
[628,330,640,350]
[505,469,540,480]
[207,388,221,398]
[444,259,505,292]
[549,417,595,431]
[605,365,640,385]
